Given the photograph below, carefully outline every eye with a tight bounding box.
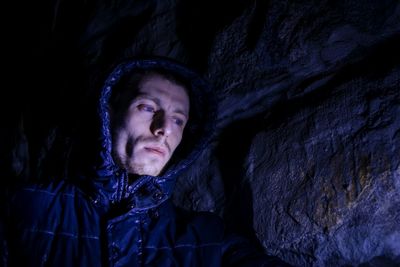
[137,104,155,113]
[173,117,185,127]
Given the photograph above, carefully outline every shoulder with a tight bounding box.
[6,180,88,218]
[5,180,99,232]
[8,180,79,201]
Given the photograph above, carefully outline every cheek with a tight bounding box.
[123,119,142,137]
[113,130,128,158]
[170,132,184,151]
[126,113,152,134]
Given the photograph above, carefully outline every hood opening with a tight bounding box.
[105,58,215,180]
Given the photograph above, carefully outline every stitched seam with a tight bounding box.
[22,188,75,197]
[24,228,99,240]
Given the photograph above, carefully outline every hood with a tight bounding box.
[83,57,216,207]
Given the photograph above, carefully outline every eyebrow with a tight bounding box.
[134,94,189,118]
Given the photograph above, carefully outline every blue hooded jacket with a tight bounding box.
[2,58,290,267]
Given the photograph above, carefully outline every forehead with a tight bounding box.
[137,74,190,112]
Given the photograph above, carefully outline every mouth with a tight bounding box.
[144,146,166,157]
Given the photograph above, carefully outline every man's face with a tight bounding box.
[113,74,190,176]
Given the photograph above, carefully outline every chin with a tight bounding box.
[127,161,163,176]
[140,168,162,176]
[120,150,167,176]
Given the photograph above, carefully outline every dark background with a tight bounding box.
[2,1,400,266]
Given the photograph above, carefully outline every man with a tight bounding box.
[1,58,291,266]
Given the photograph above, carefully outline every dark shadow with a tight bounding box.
[176,0,256,72]
[216,113,268,245]
[288,34,400,99]
[80,2,156,90]
[245,0,271,50]
[358,255,400,267]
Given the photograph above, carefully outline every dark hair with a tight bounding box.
[109,68,192,124]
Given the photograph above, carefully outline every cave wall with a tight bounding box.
[3,0,400,266]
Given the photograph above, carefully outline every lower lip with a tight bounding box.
[144,147,165,157]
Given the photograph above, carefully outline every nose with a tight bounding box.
[151,111,172,137]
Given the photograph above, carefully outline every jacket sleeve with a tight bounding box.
[222,234,293,267]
